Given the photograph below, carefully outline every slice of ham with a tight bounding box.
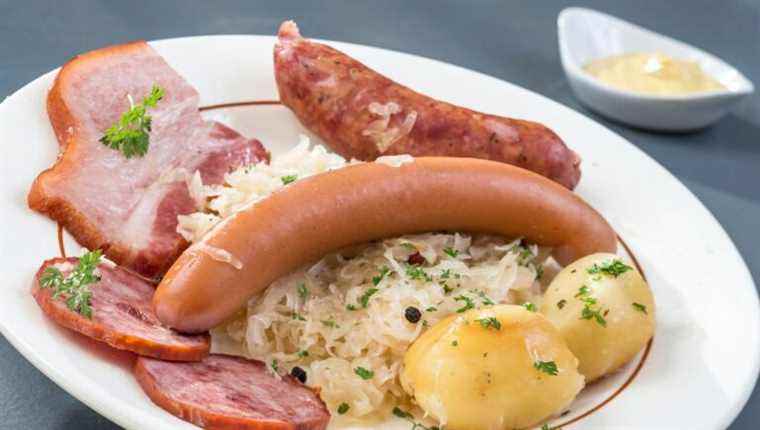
[135,355,330,430]
[28,41,269,280]
[32,257,209,361]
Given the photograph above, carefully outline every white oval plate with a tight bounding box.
[0,35,757,430]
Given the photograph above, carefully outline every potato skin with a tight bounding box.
[401,305,584,430]
[540,253,655,382]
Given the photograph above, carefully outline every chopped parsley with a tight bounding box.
[439,268,460,280]
[632,302,648,314]
[513,244,535,266]
[392,406,440,430]
[581,305,607,326]
[425,306,437,312]
[271,359,279,373]
[297,282,309,300]
[557,299,567,309]
[454,295,475,313]
[337,402,350,414]
[354,366,374,380]
[534,360,559,376]
[587,259,633,278]
[574,285,590,298]
[406,265,432,282]
[99,85,164,158]
[346,304,358,311]
[296,350,309,358]
[443,247,459,258]
[576,286,607,327]
[372,266,390,286]
[291,312,307,321]
[523,302,537,312]
[535,264,544,280]
[280,174,298,185]
[401,242,417,250]
[441,283,454,295]
[39,249,103,319]
[359,288,379,308]
[475,317,502,330]
[476,290,495,306]
[321,318,338,328]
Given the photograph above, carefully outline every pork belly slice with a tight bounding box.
[29,41,269,280]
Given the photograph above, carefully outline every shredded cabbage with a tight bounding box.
[179,137,547,418]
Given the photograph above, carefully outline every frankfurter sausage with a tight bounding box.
[274,21,582,189]
[154,157,615,333]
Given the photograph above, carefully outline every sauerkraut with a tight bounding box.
[177,135,352,242]
[178,137,547,419]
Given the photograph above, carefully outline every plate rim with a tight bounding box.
[0,33,757,430]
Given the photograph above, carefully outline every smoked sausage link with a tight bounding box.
[154,157,616,333]
[274,20,582,189]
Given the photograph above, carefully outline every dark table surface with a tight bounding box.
[1,0,757,428]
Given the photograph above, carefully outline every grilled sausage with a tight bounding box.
[274,20,581,189]
[154,157,615,333]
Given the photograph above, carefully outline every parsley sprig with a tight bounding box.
[576,286,607,327]
[534,360,559,376]
[454,295,475,313]
[587,259,632,278]
[100,85,164,158]
[358,288,379,308]
[354,366,374,380]
[405,265,432,282]
[372,266,390,286]
[39,250,103,319]
[392,407,441,430]
[475,317,501,330]
[297,282,309,300]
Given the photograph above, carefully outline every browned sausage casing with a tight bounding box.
[274,21,582,189]
[154,157,615,333]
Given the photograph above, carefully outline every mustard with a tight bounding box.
[583,52,725,95]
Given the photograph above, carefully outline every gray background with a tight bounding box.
[0,0,757,428]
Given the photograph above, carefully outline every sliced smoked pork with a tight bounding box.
[134,355,330,429]
[29,41,269,280]
[32,257,209,361]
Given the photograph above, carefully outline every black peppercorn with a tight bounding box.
[290,366,307,384]
[404,306,422,323]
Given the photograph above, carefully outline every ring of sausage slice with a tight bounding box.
[32,257,209,361]
[135,355,330,430]
[154,157,616,333]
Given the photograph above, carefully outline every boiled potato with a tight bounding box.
[540,253,655,382]
[400,305,584,430]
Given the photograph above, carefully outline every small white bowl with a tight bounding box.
[558,7,754,131]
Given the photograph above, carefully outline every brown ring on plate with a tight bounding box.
[55,100,652,429]
[199,100,281,111]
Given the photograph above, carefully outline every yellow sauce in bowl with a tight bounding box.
[583,52,725,95]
